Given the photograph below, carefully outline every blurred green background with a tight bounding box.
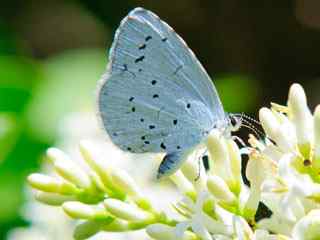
[0,0,320,238]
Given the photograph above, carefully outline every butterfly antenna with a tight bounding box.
[234,113,262,126]
[241,116,276,145]
[243,115,266,137]
[232,113,265,140]
[241,123,261,139]
[242,122,265,140]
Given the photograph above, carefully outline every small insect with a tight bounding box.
[97,8,242,179]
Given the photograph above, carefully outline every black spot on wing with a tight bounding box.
[138,43,146,50]
[120,63,136,77]
[145,35,152,41]
[135,56,145,63]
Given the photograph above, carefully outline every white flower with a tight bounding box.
[251,83,320,236]
[25,126,247,239]
[175,192,232,240]
[292,209,320,240]
[17,83,320,240]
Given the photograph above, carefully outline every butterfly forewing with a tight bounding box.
[98,8,226,153]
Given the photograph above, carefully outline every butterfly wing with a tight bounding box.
[98,8,226,154]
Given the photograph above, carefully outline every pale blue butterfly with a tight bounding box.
[98,8,241,179]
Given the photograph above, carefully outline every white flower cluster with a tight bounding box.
[249,83,320,239]
[27,84,320,240]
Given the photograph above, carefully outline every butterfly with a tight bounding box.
[97,7,241,179]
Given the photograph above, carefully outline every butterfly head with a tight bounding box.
[212,113,242,139]
[205,113,242,139]
[228,113,243,132]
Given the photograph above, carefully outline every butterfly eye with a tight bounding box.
[229,115,242,132]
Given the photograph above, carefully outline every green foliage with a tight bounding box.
[0,45,106,238]
[0,114,18,164]
[26,49,106,141]
[215,74,260,113]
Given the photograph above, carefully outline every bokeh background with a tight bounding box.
[1,0,320,238]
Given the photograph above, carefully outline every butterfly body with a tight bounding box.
[98,8,230,178]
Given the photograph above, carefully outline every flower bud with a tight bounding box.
[63,201,104,219]
[146,224,197,240]
[110,169,141,198]
[181,154,207,191]
[104,198,152,222]
[79,141,114,190]
[207,175,236,203]
[206,131,233,184]
[47,148,92,189]
[271,102,289,113]
[101,219,129,232]
[288,83,312,158]
[74,219,112,240]
[313,105,320,170]
[28,173,77,194]
[227,139,242,195]
[243,153,266,219]
[246,153,266,188]
[259,108,293,152]
[170,170,195,197]
[35,191,76,206]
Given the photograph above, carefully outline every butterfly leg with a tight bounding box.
[157,151,188,179]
